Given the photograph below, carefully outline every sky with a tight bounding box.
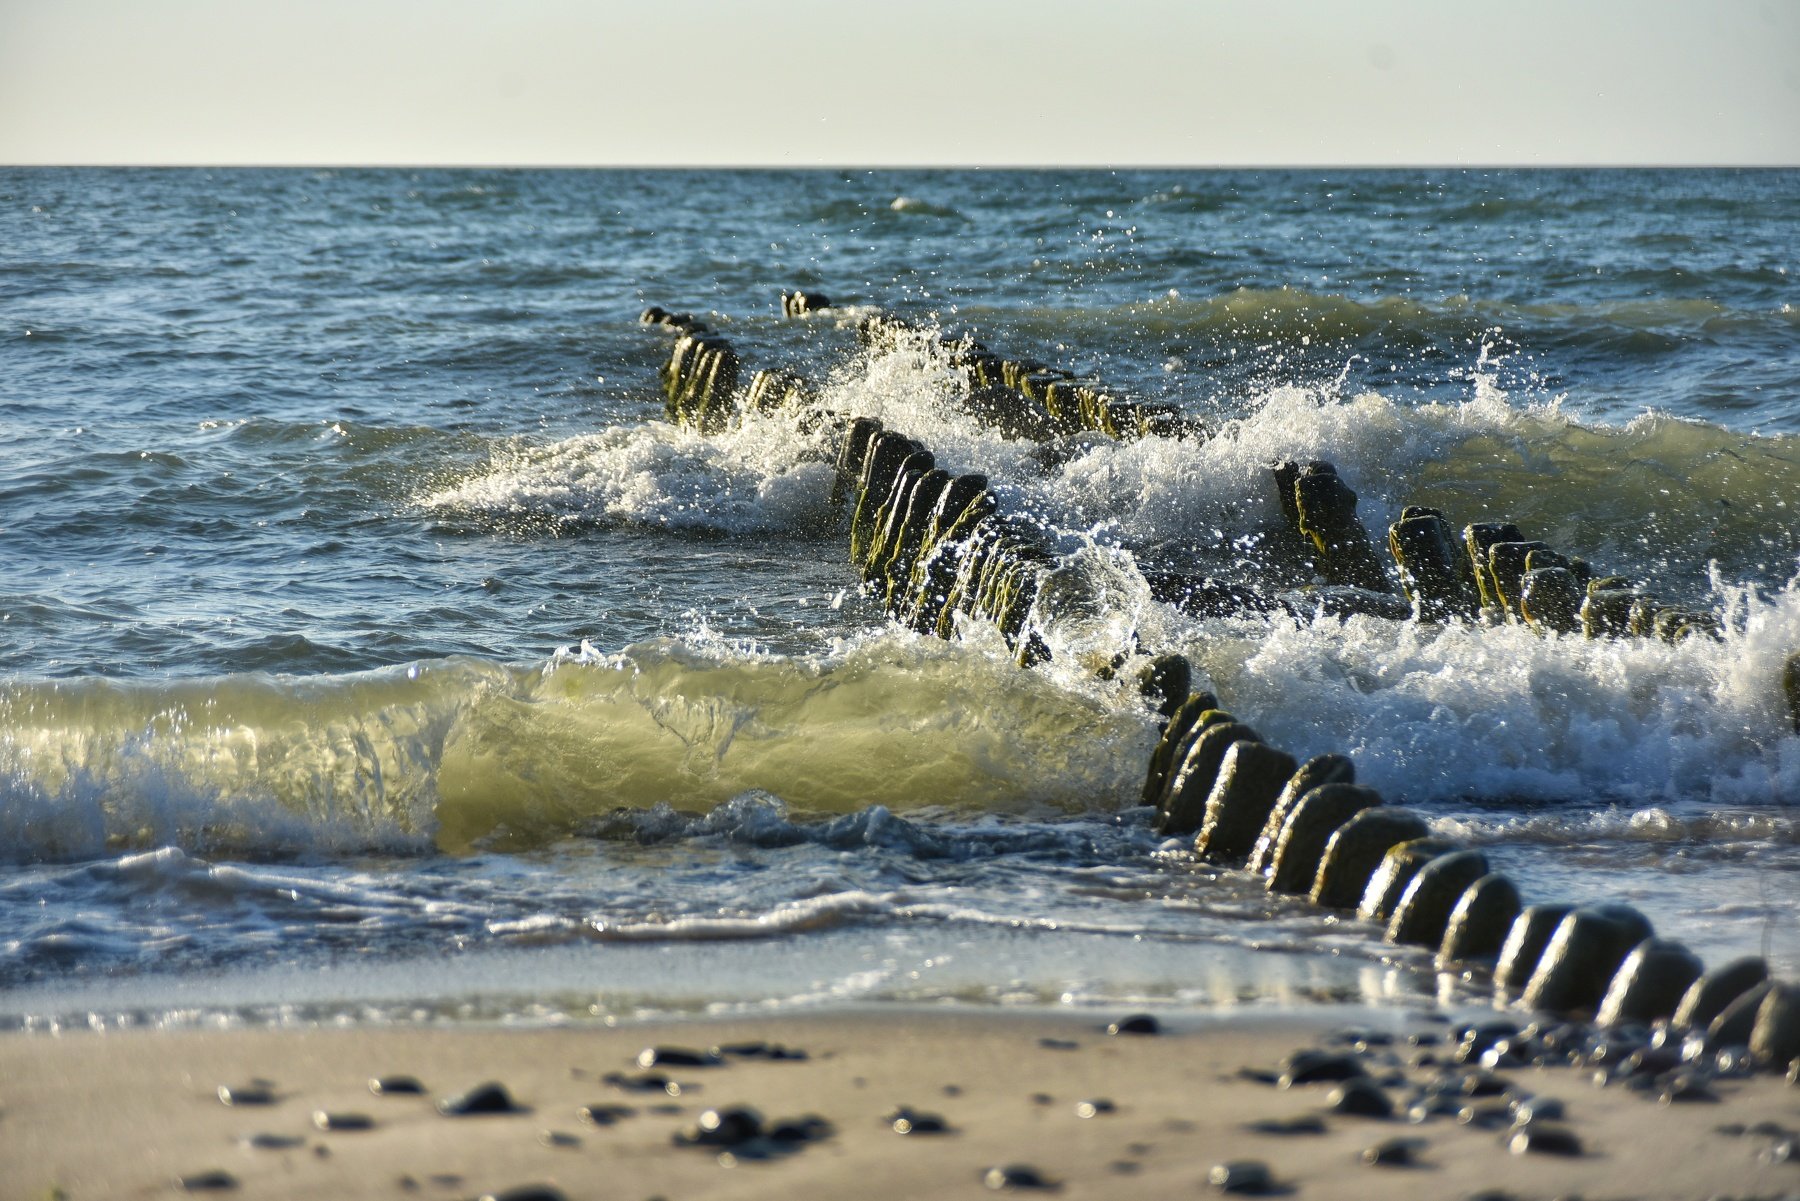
[1,0,1796,166]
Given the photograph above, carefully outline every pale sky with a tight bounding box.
[2,0,1796,165]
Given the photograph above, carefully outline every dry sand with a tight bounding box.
[1,1007,1795,1200]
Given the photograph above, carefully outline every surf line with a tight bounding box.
[637,296,1800,1071]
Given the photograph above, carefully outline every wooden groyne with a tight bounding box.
[637,296,1800,1076]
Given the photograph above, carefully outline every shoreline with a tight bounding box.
[3,1005,1793,1200]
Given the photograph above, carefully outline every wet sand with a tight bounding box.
[2,1008,1794,1200]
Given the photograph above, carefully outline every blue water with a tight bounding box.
[1,168,1796,1027]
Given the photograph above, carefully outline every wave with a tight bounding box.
[0,636,1157,861]
[2,566,1795,866]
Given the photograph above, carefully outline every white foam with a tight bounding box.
[418,418,841,536]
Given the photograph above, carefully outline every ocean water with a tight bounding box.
[1,167,1797,1028]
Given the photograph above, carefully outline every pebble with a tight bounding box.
[1075,1098,1117,1119]
[1280,1050,1367,1087]
[1508,1123,1583,1156]
[1329,1078,1394,1118]
[311,1111,374,1132]
[437,1082,525,1116]
[1510,1096,1566,1124]
[240,1132,305,1150]
[1457,1102,1513,1130]
[539,1130,581,1148]
[1362,1136,1425,1166]
[477,1188,567,1201]
[1038,1038,1079,1051]
[886,1106,952,1135]
[637,1046,724,1069]
[1247,1114,1327,1135]
[1457,1072,1512,1098]
[1406,1095,1462,1123]
[369,1074,426,1096]
[678,1106,764,1147]
[216,1084,275,1107]
[1207,1160,1278,1194]
[578,1103,637,1126]
[767,1116,832,1143]
[1658,1074,1719,1105]
[715,1040,808,1061]
[603,1070,686,1096]
[1236,1067,1282,1086]
[1108,1014,1160,1036]
[983,1164,1061,1191]
[176,1171,239,1192]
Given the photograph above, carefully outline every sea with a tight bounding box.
[1,167,1796,1031]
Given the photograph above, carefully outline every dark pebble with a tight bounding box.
[311,1111,373,1132]
[887,1106,952,1135]
[767,1115,832,1143]
[1031,1093,1054,1106]
[1464,1192,1521,1201]
[1658,1074,1719,1105]
[1207,1160,1279,1194]
[176,1171,239,1192]
[716,1040,808,1061]
[437,1081,525,1116]
[1280,1050,1367,1087]
[1457,1102,1513,1130]
[1075,1098,1116,1119]
[539,1130,581,1148]
[1458,1072,1512,1097]
[1510,1096,1566,1124]
[1237,1067,1282,1086]
[1508,1124,1583,1156]
[1621,1046,1682,1078]
[369,1075,425,1096]
[216,1084,275,1107]
[1330,1078,1394,1118]
[677,1106,763,1148]
[1479,1047,1526,1070]
[1714,1045,1759,1077]
[1361,1136,1425,1167]
[1247,1114,1328,1135]
[578,1103,637,1126]
[1715,1121,1748,1136]
[1109,1160,1141,1175]
[638,1046,724,1069]
[1107,1014,1160,1036]
[1038,1038,1079,1051]
[240,1132,305,1150]
[602,1070,686,1096]
[943,1084,963,1097]
[983,1164,1061,1191]
[1406,1096,1462,1123]
[1748,1120,1795,1138]
[477,1188,568,1201]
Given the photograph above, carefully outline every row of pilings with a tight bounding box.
[639,296,1800,1076]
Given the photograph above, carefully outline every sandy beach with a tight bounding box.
[3,1007,1794,1200]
